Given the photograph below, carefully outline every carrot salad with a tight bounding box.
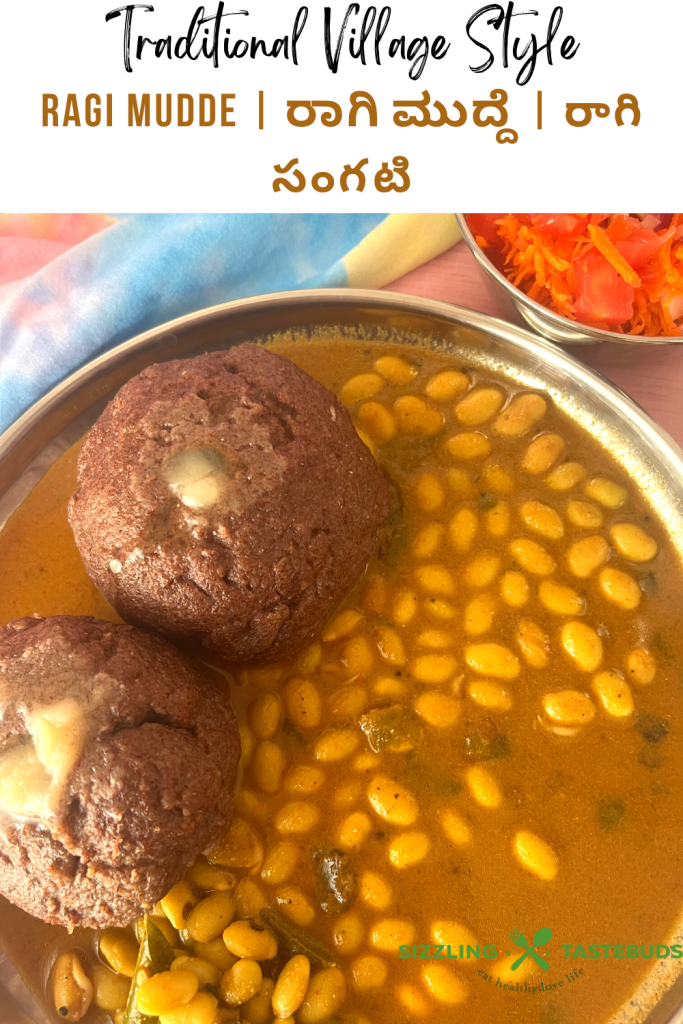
[467,213,683,337]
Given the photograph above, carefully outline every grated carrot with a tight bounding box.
[587,224,641,288]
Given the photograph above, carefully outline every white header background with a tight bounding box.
[1,0,681,211]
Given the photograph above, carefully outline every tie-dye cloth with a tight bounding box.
[0,213,462,434]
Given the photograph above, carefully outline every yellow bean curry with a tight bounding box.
[1,338,683,1024]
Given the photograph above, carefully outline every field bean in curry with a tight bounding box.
[1,338,683,1024]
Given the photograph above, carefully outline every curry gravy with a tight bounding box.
[1,338,683,1024]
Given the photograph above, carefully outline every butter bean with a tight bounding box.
[445,432,492,460]
[276,886,316,927]
[351,955,388,991]
[465,765,502,808]
[509,537,556,576]
[416,629,454,649]
[561,621,603,672]
[328,685,367,721]
[222,921,277,961]
[542,690,595,725]
[272,955,310,1018]
[394,395,444,435]
[599,567,641,610]
[396,983,430,1015]
[445,467,476,497]
[98,929,139,978]
[260,841,299,884]
[161,883,197,931]
[423,597,457,620]
[357,401,397,443]
[467,680,512,712]
[237,980,273,1024]
[159,991,219,1024]
[465,552,501,588]
[455,387,505,425]
[170,957,221,990]
[584,477,628,508]
[92,967,130,1013]
[341,373,384,405]
[516,620,549,669]
[486,500,511,537]
[493,393,546,437]
[431,921,480,959]
[192,939,235,974]
[425,370,469,401]
[388,831,431,868]
[567,535,609,578]
[438,808,473,846]
[566,499,604,529]
[359,871,393,910]
[340,634,374,678]
[415,564,456,597]
[500,570,529,608]
[186,893,235,943]
[337,811,373,852]
[370,919,416,952]
[332,912,364,955]
[610,523,658,562]
[545,462,586,491]
[411,654,458,684]
[321,608,364,643]
[273,801,320,834]
[374,626,407,666]
[626,648,655,686]
[232,879,267,919]
[313,729,360,763]
[375,354,417,383]
[361,575,387,615]
[412,523,445,558]
[413,472,445,511]
[136,970,198,1016]
[283,764,325,796]
[538,580,585,616]
[520,500,564,540]
[393,589,419,625]
[464,593,496,634]
[251,741,287,794]
[422,963,469,1004]
[219,958,263,1007]
[465,643,519,679]
[482,460,515,495]
[368,775,418,825]
[449,508,478,552]
[297,968,347,1024]
[282,676,321,731]
[52,953,93,1022]
[521,433,565,474]
[592,670,634,717]
[512,831,558,881]
[414,691,461,728]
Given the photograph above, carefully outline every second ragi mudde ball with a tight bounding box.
[68,344,391,662]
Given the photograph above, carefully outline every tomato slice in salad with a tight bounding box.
[572,250,635,326]
[531,214,589,237]
[466,214,504,247]
[606,214,668,271]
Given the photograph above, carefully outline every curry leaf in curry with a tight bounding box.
[259,907,338,968]
[358,704,421,752]
[635,713,669,744]
[597,797,626,832]
[122,916,175,1024]
[311,847,358,914]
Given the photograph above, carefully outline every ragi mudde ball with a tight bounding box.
[0,615,240,930]
[68,345,391,662]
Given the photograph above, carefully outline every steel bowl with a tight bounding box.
[455,213,683,347]
[2,289,683,1024]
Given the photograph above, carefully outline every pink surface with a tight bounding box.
[385,244,683,450]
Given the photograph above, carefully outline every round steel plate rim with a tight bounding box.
[454,213,683,348]
[2,287,683,483]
